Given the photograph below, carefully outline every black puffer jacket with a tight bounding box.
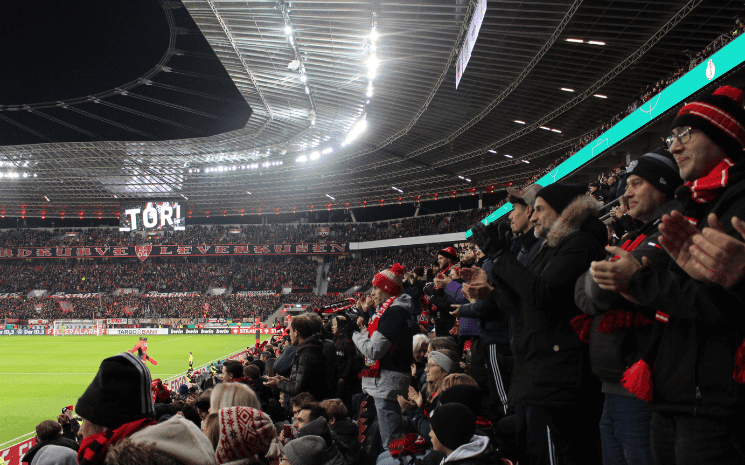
[491,196,607,407]
[277,334,328,401]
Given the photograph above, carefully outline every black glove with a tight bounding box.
[471,221,512,260]
[344,316,361,339]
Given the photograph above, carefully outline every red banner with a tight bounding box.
[0,438,36,465]
[230,327,275,335]
[58,301,73,313]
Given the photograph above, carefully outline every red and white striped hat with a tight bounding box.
[372,263,405,296]
[671,86,745,157]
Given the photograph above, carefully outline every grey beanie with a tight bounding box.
[284,436,325,465]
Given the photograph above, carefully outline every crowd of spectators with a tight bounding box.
[0,257,320,295]
[15,22,745,465]
[0,292,359,321]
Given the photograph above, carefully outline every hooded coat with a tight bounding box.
[491,196,607,406]
[441,435,502,465]
[296,418,346,465]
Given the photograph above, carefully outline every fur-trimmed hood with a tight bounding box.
[546,195,607,247]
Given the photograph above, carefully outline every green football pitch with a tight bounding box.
[0,334,271,447]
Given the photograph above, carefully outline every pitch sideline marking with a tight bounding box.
[156,336,193,343]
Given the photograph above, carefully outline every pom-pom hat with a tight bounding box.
[670,85,745,157]
[372,263,405,296]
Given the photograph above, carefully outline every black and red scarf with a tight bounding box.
[570,233,659,343]
[78,417,156,465]
[359,296,397,378]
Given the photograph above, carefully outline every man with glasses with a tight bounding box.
[591,86,745,463]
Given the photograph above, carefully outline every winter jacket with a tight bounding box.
[334,334,356,383]
[22,438,79,464]
[627,161,745,417]
[277,334,328,401]
[296,417,346,465]
[491,196,607,407]
[442,435,502,464]
[445,280,479,337]
[575,201,677,396]
[457,292,508,350]
[321,337,339,398]
[331,418,359,448]
[425,284,457,336]
[272,344,297,378]
[353,294,415,400]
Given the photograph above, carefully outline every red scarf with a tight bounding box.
[359,296,397,378]
[78,417,156,465]
[571,233,658,343]
[686,157,734,204]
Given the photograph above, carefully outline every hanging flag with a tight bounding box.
[58,301,73,313]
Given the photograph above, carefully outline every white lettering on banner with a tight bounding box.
[235,290,275,296]
[107,328,169,336]
[0,292,22,298]
[145,291,200,297]
[0,438,36,465]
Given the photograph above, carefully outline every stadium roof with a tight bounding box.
[0,0,743,219]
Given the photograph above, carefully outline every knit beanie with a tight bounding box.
[670,85,745,157]
[438,384,483,419]
[535,183,588,215]
[437,247,459,261]
[284,436,326,465]
[429,403,476,451]
[128,416,216,465]
[372,263,405,296]
[215,407,275,464]
[506,183,542,207]
[625,148,682,199]
[76,352,155,429]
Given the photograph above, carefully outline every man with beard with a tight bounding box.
[472,183,606,465]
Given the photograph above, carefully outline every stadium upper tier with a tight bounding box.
[0,2,742,218]
[0,208,488,247]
